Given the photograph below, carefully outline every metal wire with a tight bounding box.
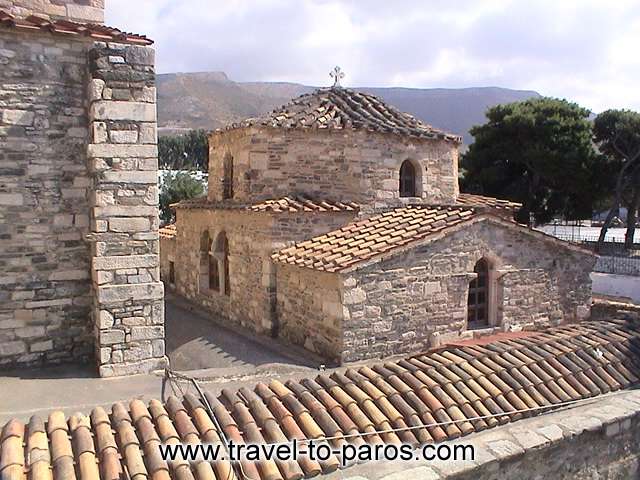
[165,368,260,480]
[164,367,607,447]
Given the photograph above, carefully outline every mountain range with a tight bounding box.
[156,72,540,145]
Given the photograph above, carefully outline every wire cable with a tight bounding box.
[164,367,611,448]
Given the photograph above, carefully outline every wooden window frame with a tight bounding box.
[399,160,417,197]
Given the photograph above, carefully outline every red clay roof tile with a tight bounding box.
[216,88,462,143]
[1,319,639,480]
[0,9,152,44]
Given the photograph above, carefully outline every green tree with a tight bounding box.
[159,172,205,224]
[158,129,209,171]
[593,109,640,247]
[461,97,603,225]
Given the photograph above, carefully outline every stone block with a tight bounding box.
[30,340,53,352]
[152,339,165,356]
[101,170,157,184]
[96,282,164,304]
[343,287,366,305]
[99,310,115,329]
[66,4,104,23]
[92,254,157,270]
[90,101,156,122]
[49,270,89,281]
[99,356,167,378]
[88,144,157,159]
[109,130,139,144]
[381,468,440,480]
[100,348,111,363]
[485,439,525,461]
[0,193,23,206]
[109,217,150,233]
[2,109,34,126]
[92,122,108,143]
[100,329,125,345]
[123,344,153,362]
[0,341,26,356]
[131,326,164,340]
[88,79,105,102]
[125,46,155,66]
[139,123,157,144]
[536,424,564,443]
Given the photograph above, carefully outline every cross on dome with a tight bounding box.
[330,66,345,87]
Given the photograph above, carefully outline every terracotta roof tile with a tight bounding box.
[0,9,152,45]
[2,319,639,480]
[174,195,360,214]
[159,224,176,239]
[273,205,476,272]
[456,193,522,212]
[216,87,462,143]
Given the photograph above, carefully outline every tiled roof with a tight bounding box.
[0,9,153,45]
[1,319,638,480]
[250,197,359,213]
[216,87,462,143]
[173,196,360,214]
[159,224,176,239]
[456,193,522,212]
[272,205,594,273]
[272,205,477,272]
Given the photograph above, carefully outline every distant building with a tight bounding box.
[162,86,595,364]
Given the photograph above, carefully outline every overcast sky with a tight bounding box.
[106,0,640,113]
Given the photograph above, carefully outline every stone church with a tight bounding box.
[162,83,596,364]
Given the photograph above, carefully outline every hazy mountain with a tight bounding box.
[157,72,540,145]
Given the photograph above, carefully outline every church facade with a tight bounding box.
[162,86,595,364]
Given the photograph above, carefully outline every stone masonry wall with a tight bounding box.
[275,264,343,362]
[0,0,104,23]
[0,31,93,366]
[341,220,595,362]
[87,41,166,377]
[173,207,356,335]
[208,128,459,210]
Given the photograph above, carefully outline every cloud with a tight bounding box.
[106,0,640,112]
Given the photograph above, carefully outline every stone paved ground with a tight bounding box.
[165,293,319,372]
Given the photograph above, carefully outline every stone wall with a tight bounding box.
[172,207,356,335]
[87,41,166,377]
[0,31,93,366]
[275,264,344,362]
[0,0,104,23]
[340,220,595,362]
[207,127,459,210]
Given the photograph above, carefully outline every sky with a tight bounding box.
[106,0,640,113]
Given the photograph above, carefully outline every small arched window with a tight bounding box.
[215,232,230,296]
[222,153,234,200]
[399,160,417,197]
[468,258,489,329]
[199,231,215,292]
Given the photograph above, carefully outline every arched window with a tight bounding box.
[468,259,489,329]
[199,231,215,292]
[215,232,230,296]
[399,160,417,197]
[222,153,234,200]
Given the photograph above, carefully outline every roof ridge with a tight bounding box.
[0,8,153,45]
